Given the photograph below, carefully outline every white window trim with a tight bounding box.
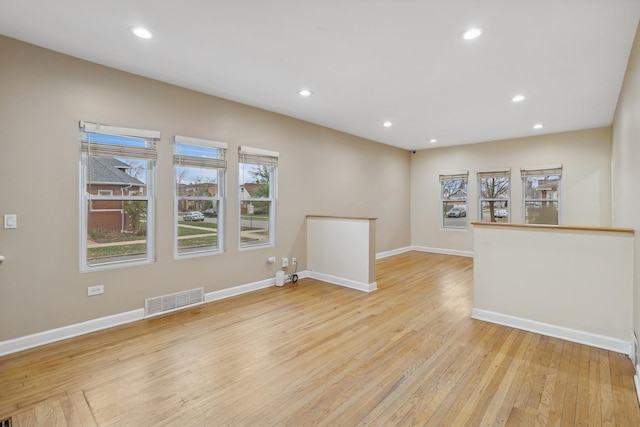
[239,146,278,249]
[79,121,158,271]
[440,171,469,230]
[173,136,227,258]
[477,169,511,223]
[521,165,562,225]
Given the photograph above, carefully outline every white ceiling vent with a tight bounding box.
[145,288,204,318]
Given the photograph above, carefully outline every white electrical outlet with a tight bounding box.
[88,285,104,296]
[292,257,297,265]
[267,256,276,263]
[281,257,289,268]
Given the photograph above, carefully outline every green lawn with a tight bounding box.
[178,235,217,249]
[241,214,269,221]
[178,226,216,237]
[178,220,217,229]
[88,243,146,261]
[241,226,269,231]
[88,222,218,261]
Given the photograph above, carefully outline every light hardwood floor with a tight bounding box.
[1,251,639,426]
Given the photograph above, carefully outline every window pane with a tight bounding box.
[85,132,147,148]
[240,200,271,246]
[442,177,467,229]
[175,162,222,255]
[176,166,219,196]
[480,200,509,223]
[175,143,222,159]
[87,200,148,265]
[442,179,467,200]
[525,201,558,225]
[443,201,467,228]
[480,177,509,199]
[88,156,148,195]
[524,175,559,200]
[240,164,271,198]
[177,200,218,255]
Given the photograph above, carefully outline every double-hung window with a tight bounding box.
[239,146,278,248]
[521,165,562,225]
[80,121,158,269]
[174,135,227,256]
[478,169,510,223]
[440,172,469,229]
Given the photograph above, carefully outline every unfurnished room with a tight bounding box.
[2,1,640,425]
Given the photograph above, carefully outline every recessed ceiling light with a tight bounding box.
[461,27,483,40]
[298,89,313,97]
[383,121,392,128]
[533,123,544,129]
[429,138,437,144]
[130,27,153,39]
[512,94,526,103]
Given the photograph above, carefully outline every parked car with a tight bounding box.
[495,209,508,218]
[446,207,466,217]
[203,208,217,217]
[183,211,205,221]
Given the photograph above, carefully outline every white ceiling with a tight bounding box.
[1,1,639,150]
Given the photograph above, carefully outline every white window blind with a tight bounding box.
[521,165,562,178]
[477,169,510,179]
[80,120,159,160]
[239,146,279,166]
[174,135,227,169]
[439,171,469,182]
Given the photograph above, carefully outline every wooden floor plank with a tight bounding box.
[1,251,638,426]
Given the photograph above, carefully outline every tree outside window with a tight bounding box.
[478,170,510,223]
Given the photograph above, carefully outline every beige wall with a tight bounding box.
[411,128,613,253]
[612,20,640,355]
[0,36,411,340]
[473,225,633,349]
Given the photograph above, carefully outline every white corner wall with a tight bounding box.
[473,224,634,353]
[307,216,376,292]
[612,19,640,367]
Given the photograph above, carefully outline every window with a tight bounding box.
[440,172,468,229]
[239,146,278,248]
[521,165,562,225]
[478,170,510,223]
[174,135,227,256]
[80,121,158,269]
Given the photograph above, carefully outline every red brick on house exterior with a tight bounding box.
[87,157,146,235]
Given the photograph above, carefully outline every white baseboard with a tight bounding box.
[0,273,313,357]
[306,271,377,293]
[376,246,412,259]
[205,276,275,302]
[635,366,640,406]
[472,308,632,355]
[0,308,145,357]
[411,245,474,258]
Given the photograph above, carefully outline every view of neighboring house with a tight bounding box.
[239,183,262,199]
[239,183,268,214]
[87,156,145,234]
[176,182,218,212]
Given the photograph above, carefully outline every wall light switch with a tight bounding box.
[4,214,17,229]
